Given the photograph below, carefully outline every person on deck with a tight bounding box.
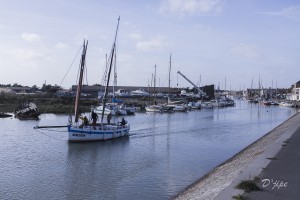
[79,115,89,127]
[107,112,112,124]
[91,111,98,126]
[120,117,127,126]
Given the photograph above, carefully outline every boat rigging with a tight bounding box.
[35,17,130,142]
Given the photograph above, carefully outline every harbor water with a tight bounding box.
[0,100,297,200]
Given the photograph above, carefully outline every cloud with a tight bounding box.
[128,32,143,40]
[55,42,68,49]
[21,32,41,42]
[159,0,223,16]
[231,44,262,59]
[262,5,300,21]
[136,36,169,51]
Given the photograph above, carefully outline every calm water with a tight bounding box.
[0,100,297,200]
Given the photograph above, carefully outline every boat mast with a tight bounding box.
[154,64,157,96]
[168,54,171,96]
[101,17,120,124]
[74,40,88,123]
[113,42,117,97]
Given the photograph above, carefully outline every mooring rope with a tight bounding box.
[35,128,67,142]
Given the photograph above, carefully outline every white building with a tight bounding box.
[287,81,300,101]
[0,87,16,94]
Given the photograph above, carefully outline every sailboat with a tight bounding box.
[35,18,130,142]
[91,26,129,117]
[68,18,129,142]
[35,18,129,142]
[145,64,163,112]
[162,54,187,112]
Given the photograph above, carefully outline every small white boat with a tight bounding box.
[187,102,201,110]
[131,89,150,97]
[91,105,111,115]
[279,101,296,107]
[162,105,174,112]
[200,101,213,109]
[165,97,187,112]
[210,99,225,108]
[115,89,131,97]
[92,103,127,116]
[171,104,188,112]
[145,105,163,112]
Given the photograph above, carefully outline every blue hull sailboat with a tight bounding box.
[68,17,130,142]
[35,17,130,142]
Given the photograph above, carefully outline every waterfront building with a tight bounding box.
[287,81,300,101]
[71,84,215,99]
[246,88,289,100]
[0,86,31,94]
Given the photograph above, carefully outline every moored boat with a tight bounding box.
[131,89,150,97]
[115,89,131,97]
[145,105,163,112]
[91,105,111,115]
[173,105,188,112]
[199,101,213,109]
[123,106,136,115]
[14,102,40,120]
[279,101,296,107]
[0,112,13,118]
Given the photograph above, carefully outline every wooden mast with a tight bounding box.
[74,40,88,123]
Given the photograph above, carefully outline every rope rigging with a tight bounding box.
[35,45,83,128]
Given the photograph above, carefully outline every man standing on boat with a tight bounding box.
[107,112,112,124]
[91,111,98,126]
[120,117,127,126]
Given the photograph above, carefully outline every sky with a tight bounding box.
[0,0,300,90]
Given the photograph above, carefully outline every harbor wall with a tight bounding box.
[173,110,300,200]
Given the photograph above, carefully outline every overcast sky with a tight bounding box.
[1,0,300,90]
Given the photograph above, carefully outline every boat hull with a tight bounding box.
[14,102,40,120]
[91,106,111,115]
[145,105,162,112]
[68,124,130,142]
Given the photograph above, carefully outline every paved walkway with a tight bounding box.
[245,126,300,200]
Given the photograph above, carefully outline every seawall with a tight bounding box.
[173,110,300,200]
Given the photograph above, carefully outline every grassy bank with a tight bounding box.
[0,93,97,114]
[0,93,169,114]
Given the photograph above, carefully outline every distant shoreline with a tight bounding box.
[0,93,93,114]
[0,93,168,114]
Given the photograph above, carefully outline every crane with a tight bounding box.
[177,71,206,96]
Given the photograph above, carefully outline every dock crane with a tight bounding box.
[177,71,206,96]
